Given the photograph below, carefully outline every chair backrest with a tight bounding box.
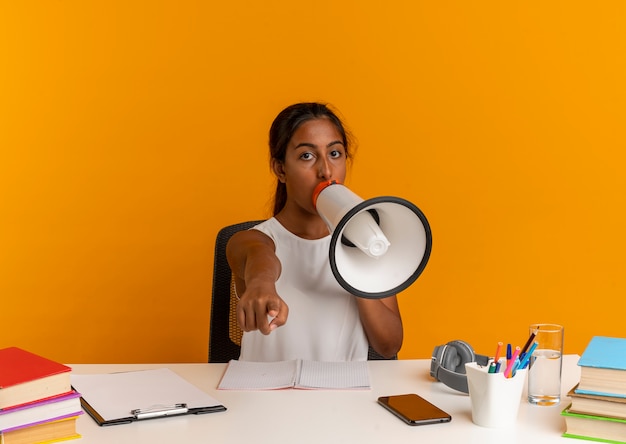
[209,220,263,363]
[208,220,396,363]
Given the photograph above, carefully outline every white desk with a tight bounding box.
[70,355,580,444]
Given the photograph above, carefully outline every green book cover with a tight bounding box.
[562,406,626,443]
[562,408,626,424]
[562,433,626,444]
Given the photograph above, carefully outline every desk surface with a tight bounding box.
[70,355,580,444]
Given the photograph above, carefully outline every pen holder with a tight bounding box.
[465,361,527,428]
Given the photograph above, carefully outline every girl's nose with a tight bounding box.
[318,158,332,180]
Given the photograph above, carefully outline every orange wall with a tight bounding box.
[1,2,625,363]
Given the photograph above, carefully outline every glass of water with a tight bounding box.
[527,323,564,406]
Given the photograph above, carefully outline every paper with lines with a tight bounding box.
[217,359,370,390]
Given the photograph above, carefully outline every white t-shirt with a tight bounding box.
[238,218,369,362]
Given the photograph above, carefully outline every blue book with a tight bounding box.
[576,336,626,398]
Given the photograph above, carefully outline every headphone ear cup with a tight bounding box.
[430,345,444,378]
[440,345,459,371]
[448,340,475,373]
[430,340,481,394]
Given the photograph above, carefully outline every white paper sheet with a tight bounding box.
[71,368,223,421]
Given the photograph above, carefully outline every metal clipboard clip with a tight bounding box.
[130,403,188,420]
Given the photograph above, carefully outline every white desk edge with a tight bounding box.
[69,355,581,444]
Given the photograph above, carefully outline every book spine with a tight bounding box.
[1,412,82,433]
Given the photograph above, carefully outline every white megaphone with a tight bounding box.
[313,180,432,299]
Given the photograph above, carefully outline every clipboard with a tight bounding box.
[70,368,226,426]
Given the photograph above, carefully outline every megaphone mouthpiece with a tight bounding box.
[312,180,339,208]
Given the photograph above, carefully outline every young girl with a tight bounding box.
[226,102,403,361]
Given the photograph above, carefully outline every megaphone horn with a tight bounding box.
[313,180,432,299]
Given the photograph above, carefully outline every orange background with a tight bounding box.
[1,2,625,363]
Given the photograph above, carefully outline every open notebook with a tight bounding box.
[217,359,370,390]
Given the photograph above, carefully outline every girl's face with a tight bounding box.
[274,117,347,217]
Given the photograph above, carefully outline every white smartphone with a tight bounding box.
[377,393,452,426]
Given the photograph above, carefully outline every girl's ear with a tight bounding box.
[271,159,286,183]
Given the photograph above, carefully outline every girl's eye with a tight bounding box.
[330,150,343,159]
[300,152,314,160]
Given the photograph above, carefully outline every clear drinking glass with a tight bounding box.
[527,323,564,406]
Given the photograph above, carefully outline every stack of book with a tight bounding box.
[562,336,626,443]
[0,347,82,444]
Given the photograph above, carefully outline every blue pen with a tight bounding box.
[506,343,512,367]
[519,341,539,370]
[510,357,521,377]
